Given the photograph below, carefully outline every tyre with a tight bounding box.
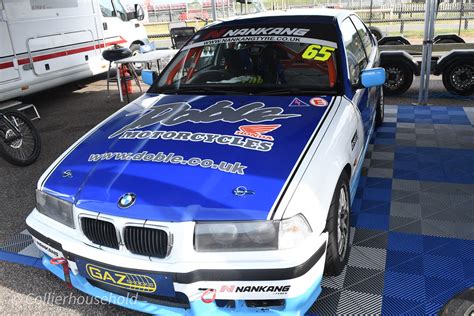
[129,43,143,73]
[442,61,473,96]
[102,47,132,61]
[381,61,414,96]
[324,172,351,276]
[375,87,384,128]
[0,111,41,166]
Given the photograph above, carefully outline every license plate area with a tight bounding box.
[76,258,175,297]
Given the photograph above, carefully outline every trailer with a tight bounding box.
[378,35,474,96]
[0,0,149,102]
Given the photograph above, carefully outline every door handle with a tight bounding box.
[103,22,108,30]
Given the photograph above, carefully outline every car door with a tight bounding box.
[340,17,373,139]
[98,0,128,47]
[350,16,379,132]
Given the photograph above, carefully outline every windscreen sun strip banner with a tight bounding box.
[183,24,338,50]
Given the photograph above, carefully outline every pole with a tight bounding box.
[211,0,217,20]
[369,0,373,26]
[417,0,437,106]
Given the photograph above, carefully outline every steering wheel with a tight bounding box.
[187,70,233,84]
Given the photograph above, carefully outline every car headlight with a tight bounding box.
[194,214,311,252]
[36,190,75,228]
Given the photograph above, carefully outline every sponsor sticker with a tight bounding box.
[109,101,300,139]
[301,44,335,62]
[234,124,280,141]
[288,97,310,107]
[118,130,274,152]
[191,283,292,303]
[309,97,328,107]
[220,284,291,295]
[85,264,157,293]
[88,151,248,175]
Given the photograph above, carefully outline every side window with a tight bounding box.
[350,16,373,59]
[340,19,368,87]
[99,0,115,17]
[112,0,127,21]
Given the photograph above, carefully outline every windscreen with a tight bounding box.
[151,22,340,95]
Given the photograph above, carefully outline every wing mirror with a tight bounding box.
[134,4,145,21]
[141,69,157,86]
[360,67,386,88]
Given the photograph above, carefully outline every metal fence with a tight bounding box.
[144,0,474,39]
[146,0,236,23]
[272,1,474,36]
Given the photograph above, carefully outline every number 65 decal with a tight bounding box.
[302,45,335,61]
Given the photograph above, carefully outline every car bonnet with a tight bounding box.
[40,93,336,221]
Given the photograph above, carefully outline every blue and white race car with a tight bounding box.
[26,9,385,315]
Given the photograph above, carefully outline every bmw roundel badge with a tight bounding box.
[118,193,136,208]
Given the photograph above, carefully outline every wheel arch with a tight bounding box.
[130,40,145,48]
[342,163,352,181]
[279,101,361,236]
[380,51,420,76]
[434,50,474,75]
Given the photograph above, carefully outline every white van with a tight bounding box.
[0,0,149,101]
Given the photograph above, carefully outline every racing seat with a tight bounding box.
[223,49,252,76]
[260,45,286,84]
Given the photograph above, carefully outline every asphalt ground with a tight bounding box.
[0,74,472,314]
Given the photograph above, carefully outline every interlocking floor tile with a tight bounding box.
[342,267,386,296]
[389,216,423,234]
[347,245,386,270]
[383,271,426,302]
[390,201,422,219]
[386,250,424,275]
[312,105,474,314]
[352,228,388,249]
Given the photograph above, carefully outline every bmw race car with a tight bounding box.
[26,9,385,315]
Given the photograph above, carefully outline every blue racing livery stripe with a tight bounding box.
[42,94,334,222]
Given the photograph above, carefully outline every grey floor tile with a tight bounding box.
[335,290,373,314]
[422,219,474,240]
[398,122,416,128]
[392,179,421,192]
[416,140,438,147]
[348,245,387,270]
[346,291,383,315]
[389,216,423,234]
[371,151,395,161]
[390,201,422,219]
[309,287,341,315]
[352,228,388,249]
[415,128,435,135]
[396,133,416,140]
[321,266,348,290]
[370,159,394,168]
[342,267,385,296]
[367,168,393,178]
[397,139,417,146]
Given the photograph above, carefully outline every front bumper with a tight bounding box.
[27,209,327,315]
